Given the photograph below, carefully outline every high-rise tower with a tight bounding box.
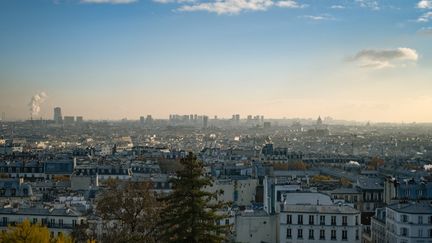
[53,107,62,123]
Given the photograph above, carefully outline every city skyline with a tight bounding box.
[1,0,432,122]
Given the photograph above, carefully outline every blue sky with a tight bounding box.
[0,0,431,122]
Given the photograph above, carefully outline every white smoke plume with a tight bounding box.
[29,92,48,117]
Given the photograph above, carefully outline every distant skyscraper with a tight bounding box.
[140,116,145,125]
[63,116,75,124]
[146,115,153,125]
[203,116,208,128]
[76,116,83,123]
[53,107,62,123]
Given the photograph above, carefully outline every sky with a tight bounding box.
[0,0,431,122]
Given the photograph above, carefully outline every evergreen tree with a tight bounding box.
[158,152,229,243]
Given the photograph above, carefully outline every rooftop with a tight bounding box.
[387,201,432,214]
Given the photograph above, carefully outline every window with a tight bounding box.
[402,215,408,223]
[72,220,77,227]
[287,215,292,224]
[298,215,303,225]
[401,227,408,237]
[2,217,8,226]
[320,229,325,240]
[286,228,292,239]
[429,216,432,224]
[50,219,55,227]
[331,216,337,226]
[342,216,348,226]
[419,229,423,237]
[342,230,348,240]
[356,229,359,240]
[309,229,314,240]
[320,215,326,225]
[429,229,432,238]
[33,218,37,224]
[59,219,63,227]
[309,215,314,225]
[331,230,336,240]
[298,229,303,239]
[355,215,359,225]
[419,216,423,224]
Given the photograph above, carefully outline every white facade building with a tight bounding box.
[386,202,432,243]
[235,210,276,243]
[279,193,361,243]
[0,207,86,236]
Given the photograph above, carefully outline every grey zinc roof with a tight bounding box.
[387,201,432,214]
[330,187,361,194]
[0,207,82,217]
[357,177,383,190]
[282,204,359,214]
[284,192,333,206]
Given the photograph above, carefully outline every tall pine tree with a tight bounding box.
[158,152,229,243]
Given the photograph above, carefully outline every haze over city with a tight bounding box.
[1,0,432,122]
[3,2,432,243]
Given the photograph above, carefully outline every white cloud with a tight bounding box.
[153,0,195,3]
[356,0,379,10]
[275,0,306,8]
[80,0,137,3]
[169,0,305,14]
[302,14,334,21]
[330,5,345,9]
[418,12,432,22]
[350,47,419,69]
[418,0,432,9]
[177,0,273,14]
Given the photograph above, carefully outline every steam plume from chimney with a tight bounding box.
[29,92,48,117]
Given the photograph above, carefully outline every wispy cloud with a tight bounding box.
[275,0,306,8]
[159,0,306,14]
[330,5,345,9]
[418,0,432,9]
[349,47,419,69]
[356,0,379,10]
[418,27,432,34]
[80,0,137,3]
[153,0,195,3]
[418,12,432,22]
[177,0,273,14]
[302,14,335,21]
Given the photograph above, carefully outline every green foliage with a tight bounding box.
[158,152,230,243]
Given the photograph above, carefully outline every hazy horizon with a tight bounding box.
[1,0,432,122]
